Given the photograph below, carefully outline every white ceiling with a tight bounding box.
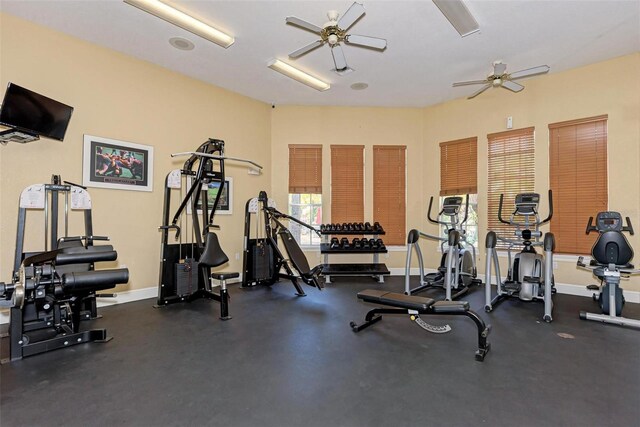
[2,0,639,108]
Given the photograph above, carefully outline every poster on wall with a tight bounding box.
[187,177,233,215]
[82,134,153,192]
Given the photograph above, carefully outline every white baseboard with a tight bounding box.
[1,272,638,324]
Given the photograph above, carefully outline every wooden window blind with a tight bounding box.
[330,145,364,224]
[373,145,406,245]
[288,144,322,193]
[549,115,608,254]
[440,137,478,196]
[487,127,535,246]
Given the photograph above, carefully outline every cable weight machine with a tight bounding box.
[157,139,262,319]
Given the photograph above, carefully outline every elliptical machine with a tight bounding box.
[405,195,480,300]
[577,212,640,329]
[484,191,556,322]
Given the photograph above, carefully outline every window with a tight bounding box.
[487,127,535,247]
[288,144,322,245]
[439,137,478,247]
[288,194,322,245]
[373,145,406,245]
[549,115,608,254]
[330,145,364,224]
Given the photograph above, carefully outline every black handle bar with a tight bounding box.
[585,217,595,235]
[497,194,510,224]
[540,190,554,224]
[427,196,447,226]
[159,224,181,239]
[266,207,321,236]
[624,217,634,235]
[461,194,470,226]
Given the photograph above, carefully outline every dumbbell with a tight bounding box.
[340,237,350,249]
[341,223,349,232]
[354,222,363,232]
[361,239,371,250]
[369,238,379,249]
[352,238,362,249]
[335,223,342,231]
[364,222,373,232]
[373,222,383,232]
[330,237,340,249]
[377,239,386,250]
[320,224,326,232]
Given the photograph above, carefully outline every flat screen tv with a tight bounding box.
[0,83,74,141]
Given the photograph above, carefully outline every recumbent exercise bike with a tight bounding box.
[577,211,640,329]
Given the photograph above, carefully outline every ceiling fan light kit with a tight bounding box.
[432,0,480,37]
[267,59,331,92]
[285,2,387,75]
[453,61,550,99]
[123,0,234,48]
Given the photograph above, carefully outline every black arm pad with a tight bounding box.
[407,229,420,244]
[485,231,497,249]
[544,232,555,251]
[55,251,118,266]
[62,268,129,293]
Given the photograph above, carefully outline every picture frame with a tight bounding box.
[83,134,154,192]
[196,177,233,215]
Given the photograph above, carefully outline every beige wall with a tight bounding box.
[1,12,638,295]
[0,14,271,292]
[422,53,640,291]
[270,106,423,268]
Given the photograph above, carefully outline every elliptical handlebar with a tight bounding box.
[624,217,634,235]
[461,194,470,226]
[585,217,595,235]
[427,196,447,226]
[540,190,554,225]
[497,194,510,225]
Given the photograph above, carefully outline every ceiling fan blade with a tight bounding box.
[289,40,324,58]
[285,16,322,34]
[452,79,489,87]
[501,80,525,92]
[467,84,492,99]
[345,34,387,50]
[331,44,349,72]
[338,2,366,31]
[493,62,507,76]
[509,65,550,80]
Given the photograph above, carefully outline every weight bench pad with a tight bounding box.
[211,272,239,281]
[432,300,469,313]
[357,289,435,311]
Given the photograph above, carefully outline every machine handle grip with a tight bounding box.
[159,224,181,239]
[497,194,510,225]
[461,194,470,225]
[624,217,634,235]
[426,196,447,226]
[541,190,554,224]
[585,217,595,235]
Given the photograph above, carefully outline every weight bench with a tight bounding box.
[350,289,491,361]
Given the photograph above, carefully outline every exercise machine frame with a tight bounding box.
[577,211,640,329]
[242,191,323,296]
[405,194,480,300]
[484,191,555,322]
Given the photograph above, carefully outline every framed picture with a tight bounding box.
[194,177,233,215]
[83,134,153,192]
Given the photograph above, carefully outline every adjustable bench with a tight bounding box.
[350,289,491,361]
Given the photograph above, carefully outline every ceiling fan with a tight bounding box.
[453,61,550,99]
[285,2,387,75]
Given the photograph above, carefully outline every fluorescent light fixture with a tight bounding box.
[124,0,234,48]
[267,60,330,91]
[432,0,480,37]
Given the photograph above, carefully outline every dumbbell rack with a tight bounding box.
[320,227,390,284]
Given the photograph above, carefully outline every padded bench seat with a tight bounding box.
[211,272,239,281]
[357,289,435,311]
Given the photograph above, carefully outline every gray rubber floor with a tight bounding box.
[1,276,639,427]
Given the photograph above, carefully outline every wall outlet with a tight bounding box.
[507,116,513,129]
[235,252,240,260]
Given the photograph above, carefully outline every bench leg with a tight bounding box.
[219,279,231,321]
[350,308,406,332]
[460,310,491,361]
